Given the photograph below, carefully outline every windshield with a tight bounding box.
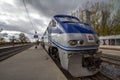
[58,17,80,23]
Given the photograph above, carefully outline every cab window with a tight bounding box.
[51,20,56,27]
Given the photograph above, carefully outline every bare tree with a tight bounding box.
[19,33,29,43]
[0,38,5,43]
[85,1,111,36]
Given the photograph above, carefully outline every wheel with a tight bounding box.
[48,47,60,62]
[42,43,45,48]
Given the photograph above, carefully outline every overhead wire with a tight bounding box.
[23,0,37,34]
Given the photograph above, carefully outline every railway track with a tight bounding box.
[101,54,120,66]
[81,73,112,80]
[42,46,113,80]
[100,53,120,80]
[0,44,33,61]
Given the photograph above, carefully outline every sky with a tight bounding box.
[0,0,115,41]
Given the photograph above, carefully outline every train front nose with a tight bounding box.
[82,56,102,70]
[68,53,101,77]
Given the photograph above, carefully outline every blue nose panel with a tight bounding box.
[61,23,95,34]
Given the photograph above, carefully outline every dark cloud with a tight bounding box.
[0,21,33,35]
[32,18,47,27]
[0,0,111,38]
[0,0,94,36]
[23,0,86,17]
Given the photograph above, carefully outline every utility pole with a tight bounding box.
[34,31,39,49]
[0,28,3,32]
[12,36,15,47]
[0,28,3,43]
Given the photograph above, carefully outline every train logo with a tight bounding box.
[86,34,95,42]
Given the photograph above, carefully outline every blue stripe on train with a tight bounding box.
[61,23,95,34]
[49,38,98,51]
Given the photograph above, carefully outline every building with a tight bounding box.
[71,9,91,25]
[80,10,91,25]
[99,35,120,46]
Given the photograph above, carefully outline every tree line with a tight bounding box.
[72,1,120,36]
[89,1,120,36]
[0,33,30,45]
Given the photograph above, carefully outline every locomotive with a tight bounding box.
[41,15,102,77]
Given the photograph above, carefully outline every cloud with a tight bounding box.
[0,0,48,36]
[24,0,85,17]
[1,0,82,37]
[0,0,111,41]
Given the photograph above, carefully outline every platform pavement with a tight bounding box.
[0,45,67,80]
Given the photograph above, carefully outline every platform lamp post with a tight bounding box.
[0,28,3,44]
[34,31,39,49]
[0,28,3,32]
[12,36,15,47]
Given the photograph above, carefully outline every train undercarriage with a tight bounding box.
[47,46,102,77]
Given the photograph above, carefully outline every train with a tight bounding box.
[41,15,102,77]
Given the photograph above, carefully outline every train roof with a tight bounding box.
[54,15,79,21]
[54,14,76,18]
[51,15,96,34]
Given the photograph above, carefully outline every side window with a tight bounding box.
[44,30,48,36]
[44,31,48,39]
[51,19,56,27]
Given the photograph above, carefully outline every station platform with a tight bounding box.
[100,45,120,57]
[100,49,120,57]
[0,45,67,80]
[100,45,120,50]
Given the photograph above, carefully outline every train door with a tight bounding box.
[43,30,49,51]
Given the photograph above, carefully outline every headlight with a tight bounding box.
[79,39,84,45]
[68,40,78,46]
[96,40,100,44]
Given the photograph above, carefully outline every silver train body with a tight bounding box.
[41,15,101,77]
